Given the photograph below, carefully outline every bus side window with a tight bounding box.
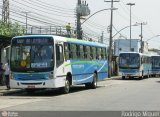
[105,48,108,59]
[141,57,143,64]
[86,46,91,60]
[76,45,80,58]
[96,48,101,60]
[56,44,64,67]
[84,46,87,59]
[70,44,77,59]
[68,44,72,59]
[102,48,106,59]
[80,45,84,59]
[91,46,96,59]
[143,56,146,64]
[64,43,69,61]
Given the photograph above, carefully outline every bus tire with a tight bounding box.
[91,73,97,89]
[85,83,91,89]
[139,75,143,80]
[122,76,125,80]
[60,79,70,94]
[85,73,97,89]
[139,70,144,80]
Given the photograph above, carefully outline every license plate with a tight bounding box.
[27,85,35,88]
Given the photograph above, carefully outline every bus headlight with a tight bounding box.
[49,72,53,79]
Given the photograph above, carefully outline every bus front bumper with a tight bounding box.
[10,78,65,89]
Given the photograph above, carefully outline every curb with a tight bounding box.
[103,76,121,80]
[0,89,24,96]
[0,76,121,96]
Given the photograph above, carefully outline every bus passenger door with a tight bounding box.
[55,44,66,87]
[56,44,64,67]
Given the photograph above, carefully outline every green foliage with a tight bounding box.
[0,21,25,37]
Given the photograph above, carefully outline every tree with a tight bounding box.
[0,20,25,37]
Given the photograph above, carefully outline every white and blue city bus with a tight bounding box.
[119,52,152,80]
[151,55,160,77]
[10,35,108,93]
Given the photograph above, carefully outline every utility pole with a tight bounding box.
[100,31,104,43]
[77,0,81,39]
[22,12,30,34]
[126,3,135,51]
[76,0,90,39]
[141,23,143,53]
[135,22,147,53]
[105,0,119,78]
[2,0,9,23]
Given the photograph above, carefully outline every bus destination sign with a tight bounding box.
[13,37,53,44]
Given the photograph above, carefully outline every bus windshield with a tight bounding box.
[10,37,54,72]
[119,53,140,68]
[152,56,160,68]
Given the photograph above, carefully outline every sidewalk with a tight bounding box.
[0,75,121,96]
[104,75,121,80]
[0,86,23,96]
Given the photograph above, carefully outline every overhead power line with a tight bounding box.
[8,4,75,25]
[11,0,75,18]
[21,0,75,16]
[36,0,75,11]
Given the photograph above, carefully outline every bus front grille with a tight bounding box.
[21,82,43,85]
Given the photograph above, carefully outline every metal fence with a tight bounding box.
[25,26,104,43]
[26,26,76,38]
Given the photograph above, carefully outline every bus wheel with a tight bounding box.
[85,73,97,89]
[139,75,143,80]
[129,76,133,80]
[91,73,97,89]
[85,83,91,89]
[122,76,125,80]
[60,79,70,94]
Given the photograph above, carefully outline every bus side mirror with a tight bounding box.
[141,58,143,63]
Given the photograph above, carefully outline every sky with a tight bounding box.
[1,0,160,49]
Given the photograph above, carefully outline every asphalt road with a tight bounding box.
[0,77,160,116]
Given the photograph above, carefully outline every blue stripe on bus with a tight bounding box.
[67,60,108,84]
[13,72,50,81]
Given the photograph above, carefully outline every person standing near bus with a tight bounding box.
[66,23,71,37]
[3,60,10,89]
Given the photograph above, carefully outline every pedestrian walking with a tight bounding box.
[66,23,71,37]
[3,61,10,89]
[0,63,4,85]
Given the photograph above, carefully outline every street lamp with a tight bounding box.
[81,8,117,25]
[146,35,160,50]
[112,23,139,39]
[126,3,135,51]
[135,22,147,53]
[146,35,160,42]
[112,23,141,57]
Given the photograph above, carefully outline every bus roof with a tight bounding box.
[65,37,106,48]
[119,52,140,54]
[12,35,107,48]
[13,35,53,39]
[151,55,160,57]
[119,52,152,56]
